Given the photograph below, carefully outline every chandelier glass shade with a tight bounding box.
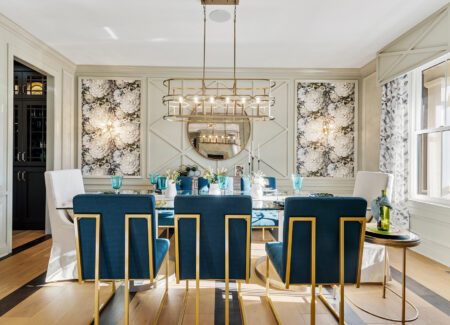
[162,2,275,123]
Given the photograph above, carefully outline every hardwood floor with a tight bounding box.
[12,230,46,249]
[0,229,448,324]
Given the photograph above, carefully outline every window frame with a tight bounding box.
[410,53,450,207]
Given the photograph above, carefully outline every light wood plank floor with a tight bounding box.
[0,229,448,324]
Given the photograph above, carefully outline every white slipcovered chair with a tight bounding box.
[353,171,394,283]
[44,169,85,282]
[353,171,394,222]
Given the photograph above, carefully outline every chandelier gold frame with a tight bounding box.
[162,1,275,123]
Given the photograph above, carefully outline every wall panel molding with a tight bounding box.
[376,4,449,85]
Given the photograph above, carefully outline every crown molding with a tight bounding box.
[0,13,76,72]
[75,64,362,79]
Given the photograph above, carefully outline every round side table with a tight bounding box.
[353,229,421,324]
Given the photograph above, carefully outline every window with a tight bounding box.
[414,57,450,202]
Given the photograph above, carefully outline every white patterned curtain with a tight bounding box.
[379,75,409,228]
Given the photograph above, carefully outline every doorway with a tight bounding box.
[12,61,47,246]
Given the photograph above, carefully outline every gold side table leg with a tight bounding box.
[402,247,406,324]
[383,245,387,299]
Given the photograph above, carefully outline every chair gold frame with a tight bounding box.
[74,214,116,325]
[74,213,169,325]
[124,214,169,325]
[174,213,251,325]
[265,216,366,325]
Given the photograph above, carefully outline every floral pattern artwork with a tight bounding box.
[296,81,356,177]
[380,75,409,228]
[80,79,141,176]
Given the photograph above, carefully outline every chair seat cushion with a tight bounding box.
[265,241,285,282]
[158,210,174,227]
[252,210,278,227]
[155,238,170,274]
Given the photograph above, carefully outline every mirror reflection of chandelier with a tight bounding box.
[162,0,275,123]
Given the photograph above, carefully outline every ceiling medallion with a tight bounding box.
[162,1,275,123]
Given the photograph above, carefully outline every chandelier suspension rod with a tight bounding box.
[233,3,237,81]
[202,5,207,83]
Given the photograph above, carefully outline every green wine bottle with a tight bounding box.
[378,189,390,231]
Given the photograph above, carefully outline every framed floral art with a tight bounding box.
[79,78,142,177]
[296,80,357,177]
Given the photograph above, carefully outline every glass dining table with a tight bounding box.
[56,190,314,241]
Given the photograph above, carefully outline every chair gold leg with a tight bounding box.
[124,278,129,325]
[237,280,247,325]
[94,279,100,325]
[266,255,269,296]
[225,276,229,325]
[177,281,189,325]
[383,245,387,298]
[339,285,345,325]
[265,256,281,324]
[195,279,199,325]
[262,228,265,241]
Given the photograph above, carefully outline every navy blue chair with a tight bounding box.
[265,197,366,325]
[73,194,170,325]
[240,177,251,194]
[264,177,276,190]
[198,177,210,194]
[176,176,192,195]
[174,195,252,325]
[240,176,279,241]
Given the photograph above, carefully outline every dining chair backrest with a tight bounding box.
[174,195,252,280]
[73,194,157,280]
[282,197,366,284]
[264,177,276,190]
[353,171,393,202]
[176,176,192,194]
[240,177,251,193]
[198,177,210,193]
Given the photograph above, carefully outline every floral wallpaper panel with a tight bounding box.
[81,79,141,176]
[296,81,356,177]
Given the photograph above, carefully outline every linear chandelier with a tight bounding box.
[162,1,275,123]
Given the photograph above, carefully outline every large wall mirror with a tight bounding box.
[187,118,251,160]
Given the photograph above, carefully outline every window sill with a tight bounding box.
[408,197,450,209]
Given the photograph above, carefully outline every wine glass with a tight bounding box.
[157,176,168,195]
[291,174,303,195]
[111,175,123,194]
[149,173,160,193]
[218,176,227,195]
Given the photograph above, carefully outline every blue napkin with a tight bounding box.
[370,195,393,222]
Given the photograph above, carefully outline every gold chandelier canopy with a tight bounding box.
[162,2,275,123]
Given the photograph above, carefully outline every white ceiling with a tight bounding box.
[0,0,448,68]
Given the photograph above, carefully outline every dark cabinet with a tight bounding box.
[14,101,47,167]
[13,167,46,230]
[13,61,47,230]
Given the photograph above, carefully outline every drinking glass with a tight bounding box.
[111,175,123,194]
[291,174,303,194]
[157,176,168,194]
[218,176,227,194]
[149,173,160,192]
